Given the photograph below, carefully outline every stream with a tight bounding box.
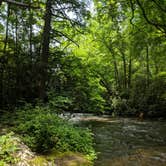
[70,114,166,166]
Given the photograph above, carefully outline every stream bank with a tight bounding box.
[0,130,91,166]
[70,114,166,166]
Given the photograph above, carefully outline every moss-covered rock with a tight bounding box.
[29,152,91,166]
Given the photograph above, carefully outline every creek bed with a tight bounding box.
[71,114,166,166]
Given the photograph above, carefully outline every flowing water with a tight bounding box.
[71,114,166,166]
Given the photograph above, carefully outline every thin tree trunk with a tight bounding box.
[3,3,10,54]
[1,4,10,107]
[15,13,18,55]
[29,0,33,57]
[146,45,150,87]
[128,53,132,89]
[154,61,159,75]
[39,0,52,101]
[111,53,120,88]
[103,39,120,88]
[15,11,21,100]
[121,52,127,89]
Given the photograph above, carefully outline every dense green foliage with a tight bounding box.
[1,105,95,156]
[0,0,166,119]
[0,133,19,165]
[0,0,166,164]
[0,4,166,160]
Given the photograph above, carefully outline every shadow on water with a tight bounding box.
[71,114,166,166]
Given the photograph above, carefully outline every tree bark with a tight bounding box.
[128,52,132,89]
[1,3,10,107]
[121,51,127,89]
[111,52,120,88]
[3,3,10,54]
[39,0,52,101]
[103,39,120,89]
[146,45,150,87]
[29,1,33,57]
[1,0,38,8]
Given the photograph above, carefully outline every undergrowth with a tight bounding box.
[4,105,96,161]
[0,132,19,166]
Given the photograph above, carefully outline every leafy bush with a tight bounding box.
[0,133,19,165]
[111,97,128,116]
[48,94,73,113]
[13,106,95,156]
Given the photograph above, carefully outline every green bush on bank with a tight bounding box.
[12,105,95,159]
[0,132,19,165]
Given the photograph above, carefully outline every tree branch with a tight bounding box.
[136,0,165,32]
[128,0,147,34]
[151,0,166,13]
[1,0,39,9]
[129,0,135,26]
[52,29,79,47]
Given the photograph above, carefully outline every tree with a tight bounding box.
[0,0,87,106]
[130,0,166,36]
[39,0,52,101]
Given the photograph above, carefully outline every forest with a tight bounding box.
[0,0,166,165]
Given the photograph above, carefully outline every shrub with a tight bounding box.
[111,97,128,116]
[0,132,19,165]
[48,94,73,113]
[13,106,95,156]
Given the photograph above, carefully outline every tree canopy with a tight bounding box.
[0,0,165,117]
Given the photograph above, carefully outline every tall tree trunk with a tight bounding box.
[111,53,120,89]
[15,12,18,55]
[154,60,159,75]
[15,11,21,100]
[121,52,127,89]
[39,0,52,101]
[29,0,33,57]
[1,4,10,107]
[103,39,120,88]
[3,3,10,54]
[146,45,150,87]
[128,52,132,89]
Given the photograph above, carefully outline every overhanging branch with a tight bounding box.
[151,0,166,13]
[136,0,165,33]
[1,0,39,9]
[129,0,135,26]
[52,29,79,47]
